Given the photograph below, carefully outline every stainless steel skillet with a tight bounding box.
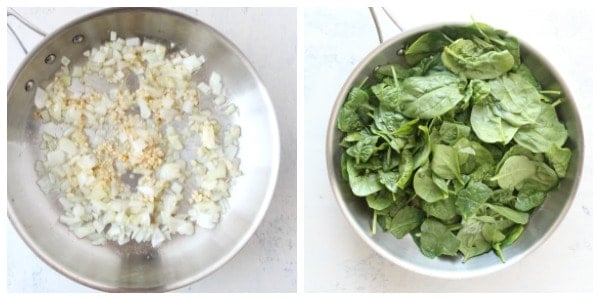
[326,8,583,278]
[8,7,280,291]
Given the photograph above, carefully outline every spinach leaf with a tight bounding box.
[520,161,558,191]
[454,138,494,174]
[492,155,536,190]
[337,105,363,133]
[457,219,491,262]
[455,181,493,219]
[514,103,568,153]
[371,82,401,112]
[405,31,451,66]
[514,64,541,90]
[439,121,471,145]
[422,197,457,221]
[501,224,525,248]
[366,190,394,210]
[545,145,572,178]
[482,222,506,243]
[431,144,463,182]
[346,160,383,197]
[413,125,432,170]
[388,206,425,239]
[489,72,542,125]
[515,188,546,211]
[502,36,521,68]
[441,38,514,79]
[374,64,413,81]
[346,135,379,163]
[396,148,414,190]
[419,218,460,258]
[496,144,544,173]
[469,79,491,104]
[378,170,400,193]
[490,188,516,206]
[337,87,372,132]
[471,102,518,144]
[392,118,420,137]
[341,152,349,181]
[398,72,464,119]
[485,203,530,224]
[374,108,406,132]
[414,166,448,203]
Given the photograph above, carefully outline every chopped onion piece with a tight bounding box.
[182,55,204,72]
[61,56,71,66]
[209,72,222,95]
[125,37,141,46]
[159,163,182,181]
[34,87,48,109]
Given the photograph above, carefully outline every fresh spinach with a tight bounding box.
[514,103,568,153]
[404,31,451,66]
[419,218,460,258]
[492,155,537,190]
[545,145,572,178]
[337,21,572,263]
[471,102,518,144]
[455,181,493,219]
[397,72,465,119]
[441,38,514,79]
[414,166,448,203]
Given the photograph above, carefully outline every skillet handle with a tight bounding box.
[368,7,403,44]
[7,7,47,54]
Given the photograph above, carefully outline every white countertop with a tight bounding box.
[6,7,297,292]
[304,6,593,292]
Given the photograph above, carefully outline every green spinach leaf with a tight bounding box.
[366,190,394,211]
[485,203,529,224]
[457,219,491,261]
[514,103,568,153]
[419,218,460,258]
[398,72,464,119]
[422,197,457,221]
[414,166,448,203]
[388,206,425,239]
[515,188,546,211]
[488,72,542,126]
[441,38,514,79]
[455,181,493,219]
[346,160,383,197]
[431,144,463,182]
[471,102,518,144]
[492,155,536,190]
[545,145,572,178]
[346,135,379,163]
[439,121,471,145]
[405,31,451,66]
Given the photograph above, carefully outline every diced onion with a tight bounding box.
[34,87,48,109]
[34,31,241,248]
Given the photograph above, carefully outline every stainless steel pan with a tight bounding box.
[7,7,280,291]
[326,9,584,278]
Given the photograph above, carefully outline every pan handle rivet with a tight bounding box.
[25,80,35,91]
[72,34,85,44]
[45,54,56,64]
